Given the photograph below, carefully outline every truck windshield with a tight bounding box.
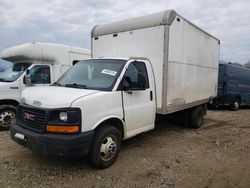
[0,63,31,82]
[55,59,126,91]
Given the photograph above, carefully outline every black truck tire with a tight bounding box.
[89,125,121,169]
[189,106,204,129]
[0,105,16,130]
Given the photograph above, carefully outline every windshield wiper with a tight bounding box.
[52,82,62,86]
[64,83,87,89]
[0,78,7,82]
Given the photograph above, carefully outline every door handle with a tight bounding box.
[150,91,153,101]
[10,87,19,89]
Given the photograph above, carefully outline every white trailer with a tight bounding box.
[0,42,91,128]
[11,10,220,169]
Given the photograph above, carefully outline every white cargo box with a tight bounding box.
[92,10,220,114]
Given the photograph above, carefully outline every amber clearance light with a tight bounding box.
[46,125,80,133]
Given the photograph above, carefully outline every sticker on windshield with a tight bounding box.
[101,69,117,76]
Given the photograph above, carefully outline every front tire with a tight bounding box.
[0,105,16,130]
[231,100,240,111]
[89,125,121,169]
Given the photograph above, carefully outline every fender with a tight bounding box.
[0,99,19,107]
[92,115,127,138]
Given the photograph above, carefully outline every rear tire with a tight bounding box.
[89,125,121,169]
[231,100,240,111]
[189,106,204,129]
[0,105,16,130]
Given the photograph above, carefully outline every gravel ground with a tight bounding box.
[0,109,250,188]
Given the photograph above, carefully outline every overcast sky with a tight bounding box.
[0,0,250,67]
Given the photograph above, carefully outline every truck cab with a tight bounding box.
[11,57,156,169]
[0,42,91,129]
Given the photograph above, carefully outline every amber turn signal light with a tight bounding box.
[46,125,80,133]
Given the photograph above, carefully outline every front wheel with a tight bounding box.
[0,105,16,130]
[89,125,121,169]
[231,100,240,111]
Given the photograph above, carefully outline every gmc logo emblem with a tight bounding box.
[24,113,35,121]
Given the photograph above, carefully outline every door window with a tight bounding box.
[120,61,149,90]
[30,65,51,84]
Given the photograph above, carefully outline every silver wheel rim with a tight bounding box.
[0,111,15,128]
[234,101,239,110]
[100,135,117,161]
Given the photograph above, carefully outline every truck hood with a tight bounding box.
[0,81,18,92]
[22,86,100,108]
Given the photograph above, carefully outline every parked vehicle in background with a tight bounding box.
[0,42,91,129]
[0,67,5,72]
[10,10,220,168]
[211,63,250,111]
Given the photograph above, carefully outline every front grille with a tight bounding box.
[17,105,47,132]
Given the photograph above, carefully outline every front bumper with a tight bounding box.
[10,123,94,157]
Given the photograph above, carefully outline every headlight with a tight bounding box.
[46,108,81,134]
[59,112,68,122]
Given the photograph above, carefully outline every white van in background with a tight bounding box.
[0,42,91,129]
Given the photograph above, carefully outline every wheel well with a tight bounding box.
[95,118,125,139]
[0,100,19,107]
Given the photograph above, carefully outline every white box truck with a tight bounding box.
[0,42,91,129]
[10,10,220,169]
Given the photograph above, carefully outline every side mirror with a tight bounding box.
[24,69,32,86]
[26,69,30,75]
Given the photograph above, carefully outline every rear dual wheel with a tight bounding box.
[189,106,204,129]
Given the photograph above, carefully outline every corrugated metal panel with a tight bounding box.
[166,16,220,112]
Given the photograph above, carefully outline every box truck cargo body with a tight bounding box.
[0,42,91,128]
[11,10,220,169]
[92,10,220,114]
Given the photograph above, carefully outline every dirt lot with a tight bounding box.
[0,109,250,188]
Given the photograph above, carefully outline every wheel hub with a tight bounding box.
[0,111,15,128]
[100,136,117,161]
[234,102,239,109]
[107,141,117,154]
